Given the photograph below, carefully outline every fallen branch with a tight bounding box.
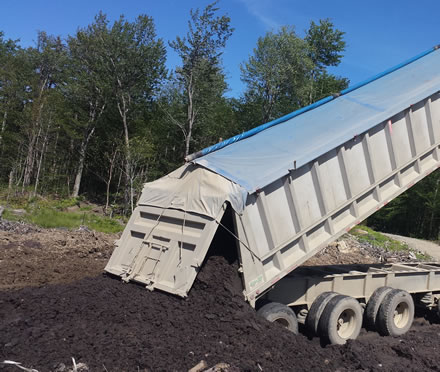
[1,360,39,372]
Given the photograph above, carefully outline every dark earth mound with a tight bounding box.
[2,222,440,371]
[2,254,440,372]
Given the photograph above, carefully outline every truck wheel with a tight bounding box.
[365,286,393,330]
[306,291,338,335]
[318,295,363,345]
[376,289,414,336]
[257,302,298,334]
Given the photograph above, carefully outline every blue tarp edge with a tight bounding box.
[185,44,439,162]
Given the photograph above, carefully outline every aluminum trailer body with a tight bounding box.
[234,88,440,305]
[105,47,440,311]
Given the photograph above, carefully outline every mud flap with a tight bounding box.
[105,204,226,297]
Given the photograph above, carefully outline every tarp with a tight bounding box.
[138,164,247,218]
[194,48,440,193]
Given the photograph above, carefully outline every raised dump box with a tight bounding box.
[106,46,440,343]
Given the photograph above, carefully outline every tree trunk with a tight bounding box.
[0,110,7,150]
[23,81,47,191]
[185,73,196,158]
[72,142,86,198]
[72,126,96,198]
[72,101,105,198]
[50,128,60,185]
[104,148,118,215]
[263,85,275,123]
[23,123,43,192]
[14,144,25,187]
[22,132,37,191]
[124,117,133,212]
[117,94,133,213]
[6,168,15,203]
[115,162,123,208]
[34,121,50,196]
[308,70,316,106]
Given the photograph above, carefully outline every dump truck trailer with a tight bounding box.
[106,45,440,345]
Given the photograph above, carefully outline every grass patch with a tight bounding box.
[79,205,93,212]
[350,225,408,251]
[2,209,22,222]
[51,197,82,210]
[351,225,431,260]
[1,193,125,233]
[7,208,124,233]
[29,209,123,233]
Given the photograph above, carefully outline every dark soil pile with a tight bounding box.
[1,221,440,371]
[2,254,440,372]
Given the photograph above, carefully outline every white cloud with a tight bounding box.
[238,0,281,30]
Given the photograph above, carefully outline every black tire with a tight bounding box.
[257,302,298,334]
[306,292,339,335]
[318,295,363,345]
[365,286,393,330]
[376,289,414,336]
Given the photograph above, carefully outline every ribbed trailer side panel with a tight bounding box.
[240,92,440,304]
[265,263,440,307]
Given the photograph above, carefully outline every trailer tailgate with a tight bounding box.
[105,204,225,297]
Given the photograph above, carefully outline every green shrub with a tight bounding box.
[351,225,431,260]
[24,209,124,233]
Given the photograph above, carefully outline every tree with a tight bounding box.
[305,19,345,71]
[305,19,347,104]
[169,1,233,158]
[91,13,167,212]
[240,20,348,124]
[0,32,26,195]
[67,14,113,197]
[368,171,440,240]
[240,26,312,123]
[0,32,20,151]
[21,32,67,191]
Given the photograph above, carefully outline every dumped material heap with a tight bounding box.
[1,251,440,371]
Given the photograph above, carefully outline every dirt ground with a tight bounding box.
[2,221,440,371]
[0,220,116,290]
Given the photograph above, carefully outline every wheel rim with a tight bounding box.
[337,309,357,339]
[273,317,289,328]
[393,301,410,328]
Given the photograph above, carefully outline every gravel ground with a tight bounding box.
[382,232,440,261]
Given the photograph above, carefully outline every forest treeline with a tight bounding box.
[1,3,439,239]
[0,4,347,211]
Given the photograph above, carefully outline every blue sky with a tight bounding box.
[0,0,439,97]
